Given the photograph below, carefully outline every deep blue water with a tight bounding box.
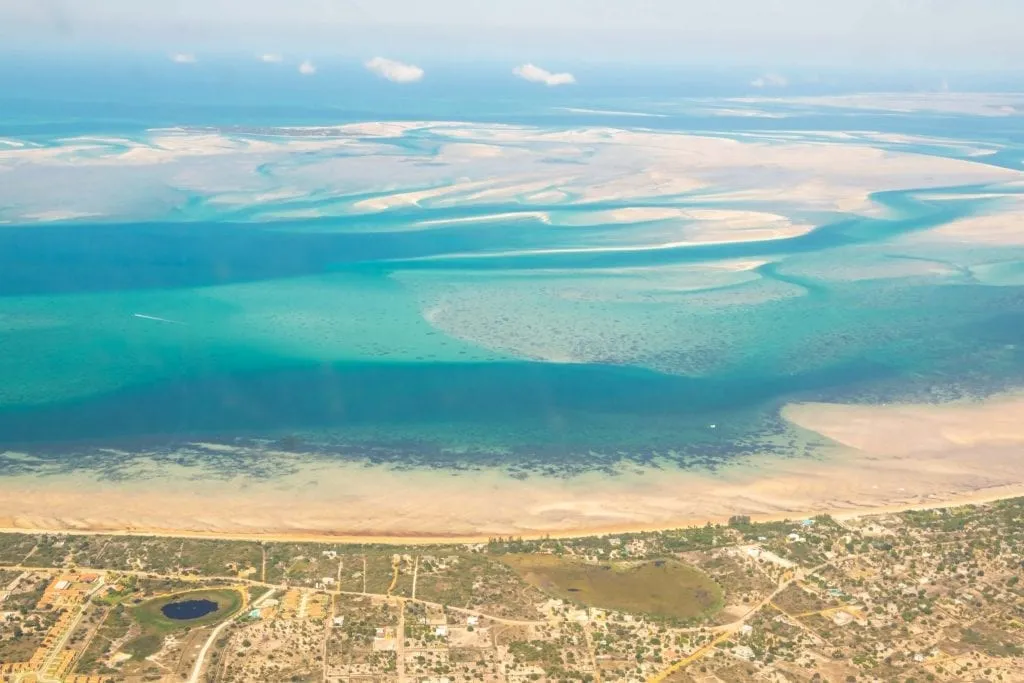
[161,599,219,620]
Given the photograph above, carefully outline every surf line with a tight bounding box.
[133,313,185,325]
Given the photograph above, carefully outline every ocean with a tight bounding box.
[1,58,1023,479]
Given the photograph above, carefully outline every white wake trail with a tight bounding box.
[133,313,185,325]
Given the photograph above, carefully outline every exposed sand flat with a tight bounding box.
[736,93,1024,117]
[351,179,499,212]
[434,142,507,160]
[571,173,708,203]
[699,107,789,119]
[412,215,812,261]
[440,177,578,205]
[206,188,311,206]
[18,210,100,222]
[659,258,769,273]
[0,132,371,168]
[417,211,552,226]
[2,122,1019,223]
[3,393,1024,541]
[350,174,567,212]
[258,209,327,220]
[329,121,433,137]
[557,107,668,118]
[782,394,1024,456]
[908,199,1024,245]
[565,207,690,224]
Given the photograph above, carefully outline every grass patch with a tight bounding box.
[502,555,722,622]
[123,633,164,660]
[131,588,243,635]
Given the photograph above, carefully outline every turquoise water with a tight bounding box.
[1,62,1023,476]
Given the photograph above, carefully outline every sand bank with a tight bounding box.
[906,197,1024,246]
[4,121,1018,225]
[2,394,1024,542]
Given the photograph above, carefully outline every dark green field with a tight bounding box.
[503,555,723,622]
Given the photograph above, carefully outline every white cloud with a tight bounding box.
[298,59,316,75]
[260,53,283,63]
[364,57,424,83]
[750,72,788,88]
[513,63,575,86]
[170,53,197,64]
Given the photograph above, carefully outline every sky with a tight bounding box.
[1,0,1023,70]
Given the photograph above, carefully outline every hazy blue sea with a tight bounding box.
[1,59,1023,475]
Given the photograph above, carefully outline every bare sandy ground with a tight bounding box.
[2,393,1024,542]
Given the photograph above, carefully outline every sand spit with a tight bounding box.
[3,394,1024,542]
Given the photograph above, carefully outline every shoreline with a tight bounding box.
[3,392,1024,546]
[2,480,1023,547]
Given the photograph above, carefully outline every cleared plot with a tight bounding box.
[502,555,722,622]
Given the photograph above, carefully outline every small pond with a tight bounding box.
[161,598,219,620]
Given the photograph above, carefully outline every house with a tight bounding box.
[333,616,345,627]
[466,616,479,627]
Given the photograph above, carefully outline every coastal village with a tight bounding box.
[1,497,1022,682]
